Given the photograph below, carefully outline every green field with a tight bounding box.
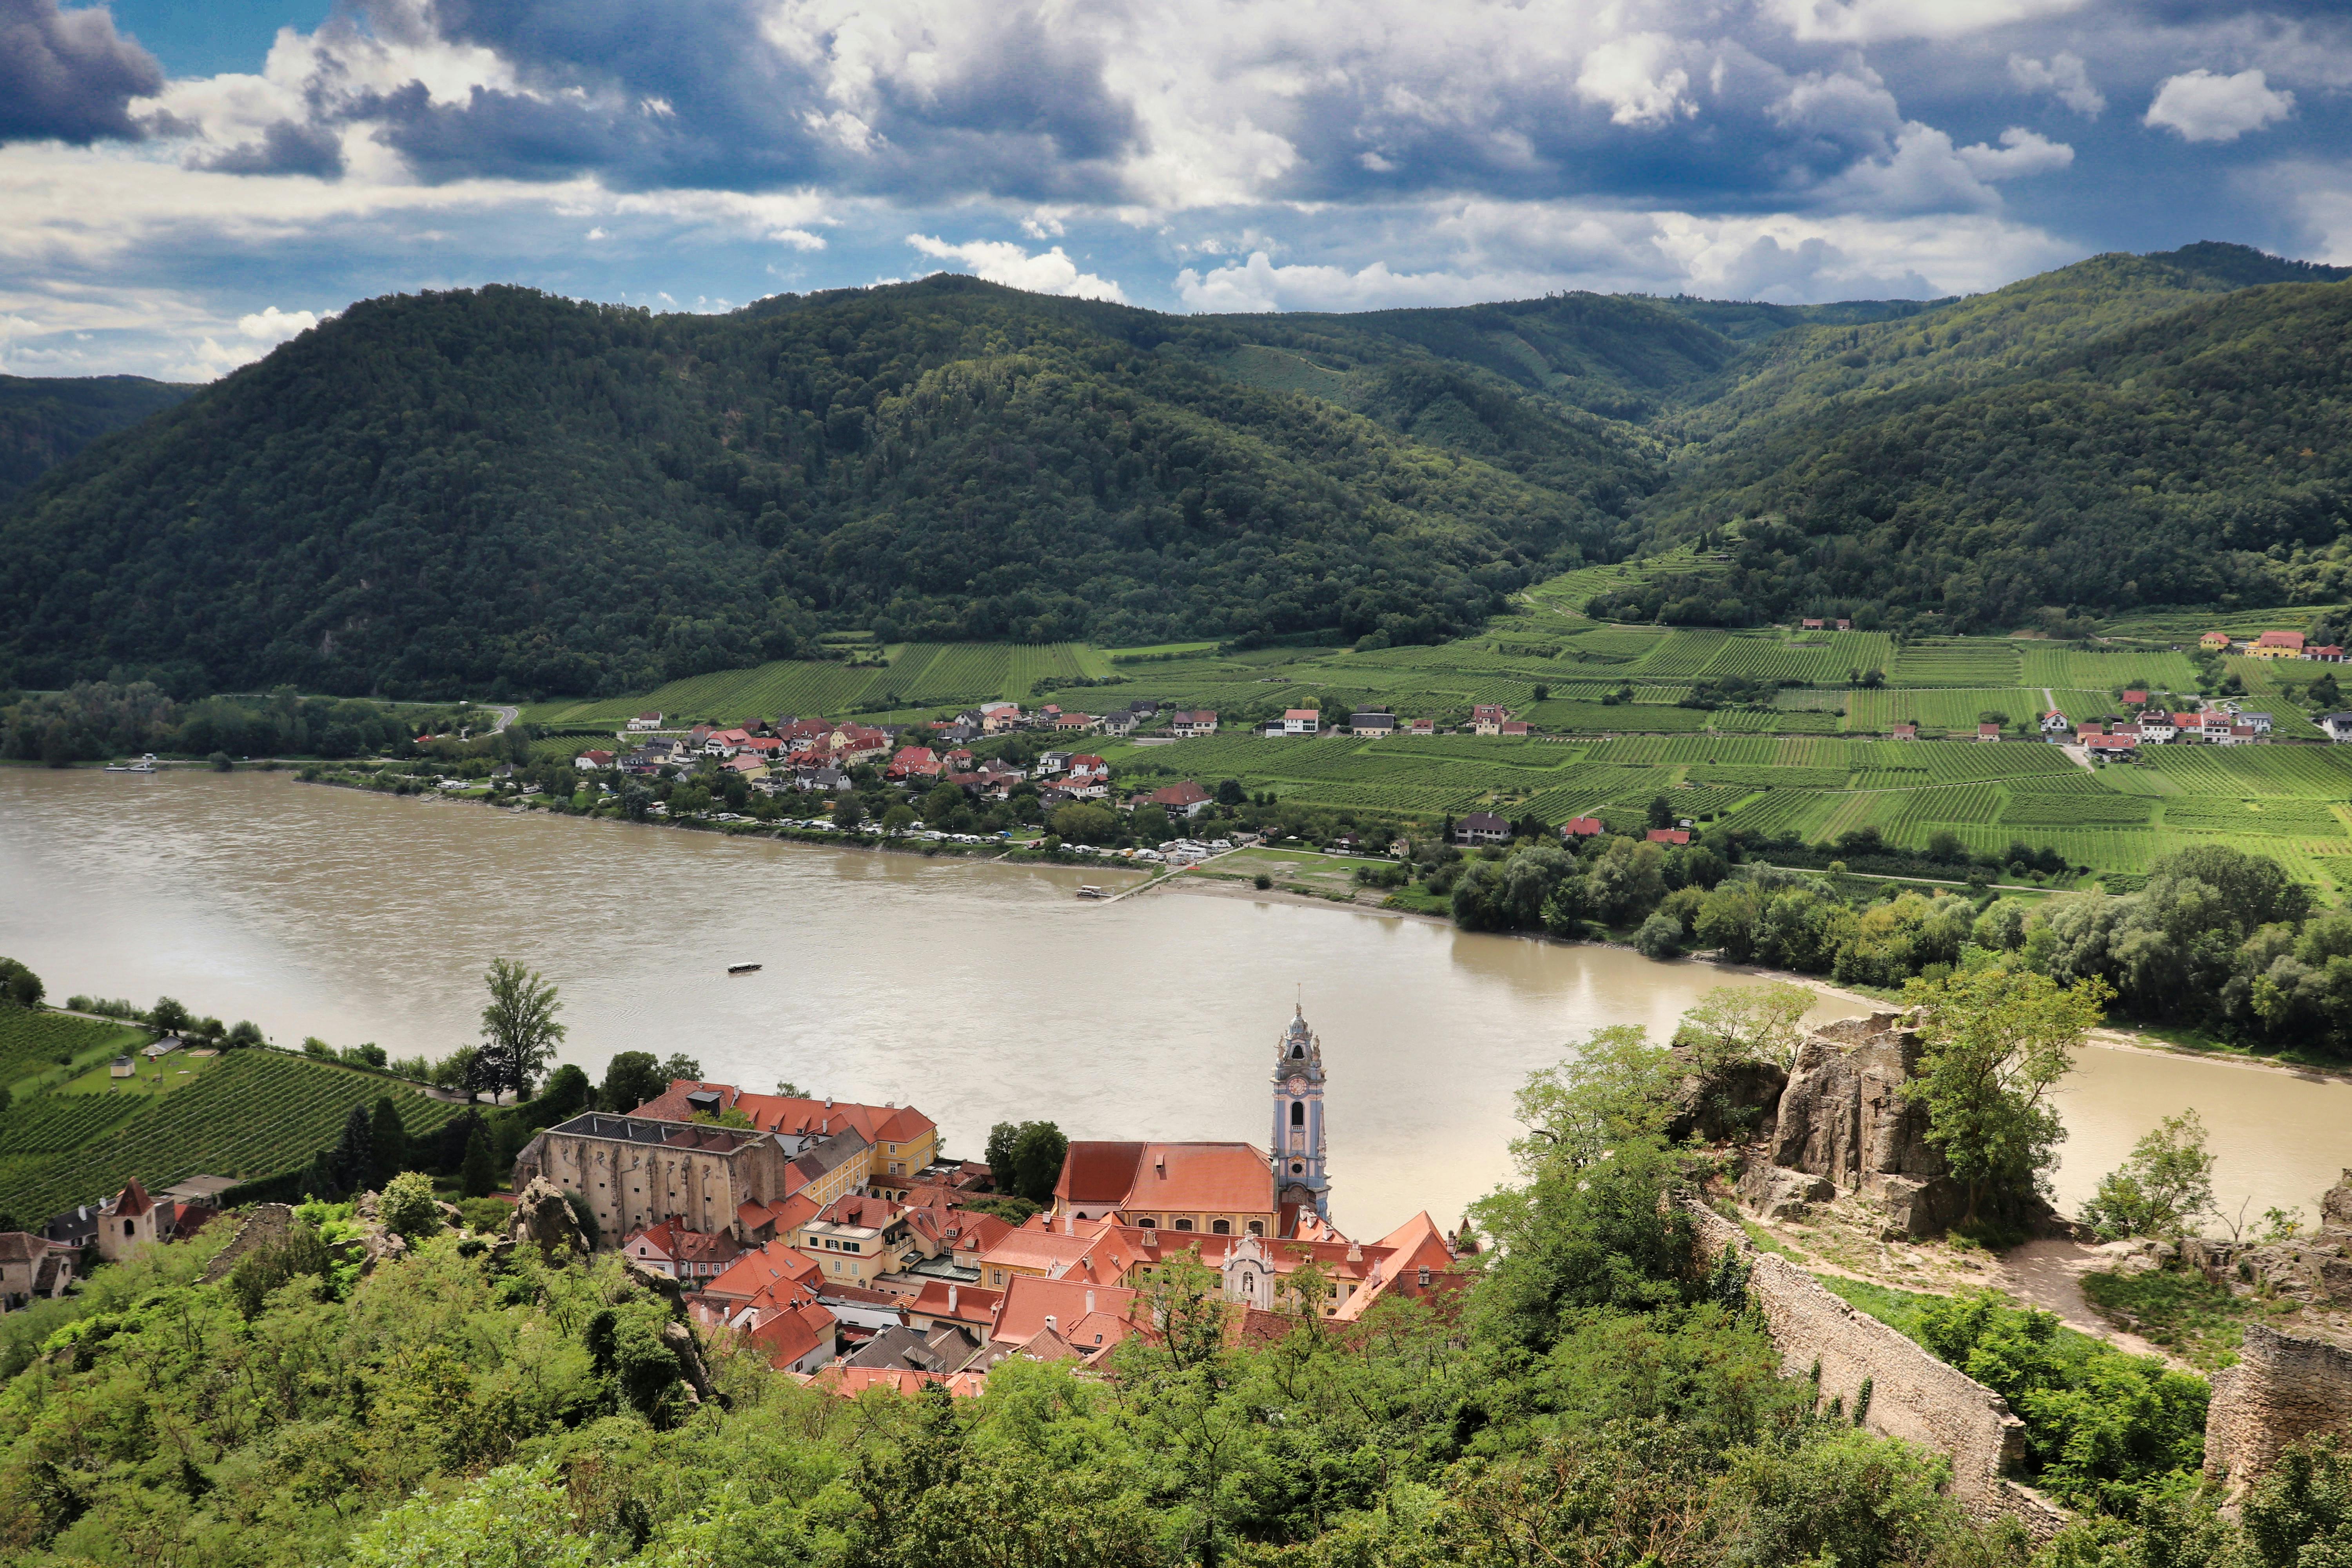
[0,1048,465,1226]
[521,557,2352,895]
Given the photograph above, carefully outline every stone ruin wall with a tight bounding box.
[2205,1323,2352,1495]
[1686,1201,2071,1541]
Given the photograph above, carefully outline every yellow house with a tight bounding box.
[2246,632,2306,660]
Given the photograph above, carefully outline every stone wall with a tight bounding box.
[2204,1323,2352,1495]
[198,1203,293,1283]
[1687,1201,2069,1541]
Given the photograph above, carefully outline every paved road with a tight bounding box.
[487,705,520,733]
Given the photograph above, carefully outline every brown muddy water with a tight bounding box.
[4,768,2345,1236]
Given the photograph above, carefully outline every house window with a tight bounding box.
[124,1221,134,1236]
[1247,1221,1264,1237]
[1137,1218,1156,1229]
[1211,1220,1230,1235]
[1173,1218,1194,1232]
[1417,1266,1432,1287]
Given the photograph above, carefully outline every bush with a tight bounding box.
[457,1196,513,1235]
[1634,911,1686,959]
[377,1171,442,1240]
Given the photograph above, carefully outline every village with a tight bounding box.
[17,1007,1469,1397]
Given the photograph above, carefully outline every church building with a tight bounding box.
[1052,1004,1339,1240]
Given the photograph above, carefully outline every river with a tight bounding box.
[4,768,2346,1237]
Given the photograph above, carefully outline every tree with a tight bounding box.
[1898,964,2113,1224]
[1010,1122,1069,1205]
[366,1095,408,1189]
[1633,910,1685,958]
[1507,1024,1683,1179]
[538,1063,591,1119]
[1646,795,1675,831]
[833,794,865,831]
[1215,778,1245,807]
[378,1170,442,1240]
[2080,1110,2218,1240]
[599,1050,666,1112]
[0,957,42,1009]
[880,803,916,835]
[459,1119,499,1198]
[1131,804,1171,843]
[328,1102,373,1197]
[659,1052,702,1081]
[1050,802,1116,843]
[474,958,565,1101]
[1676,982,1813,1071]
[150,995,190,1034]
[225,1019,263,1048]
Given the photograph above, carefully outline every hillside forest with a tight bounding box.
[1,243,2347,699]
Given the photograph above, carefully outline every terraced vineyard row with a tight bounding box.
[0,1093,143,1155]
[0,1051,466,1226]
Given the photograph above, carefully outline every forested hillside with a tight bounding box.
[0,281,1635,698]
[0,374,192,505]
[4,241,2348,699]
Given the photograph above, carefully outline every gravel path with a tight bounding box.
[1998,1238,2178,1362]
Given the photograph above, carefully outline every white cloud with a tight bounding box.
[2145,69,2295,144]
[1173,251,1563,313]
[2007,52,2104,117]
[1956,127,2074,180]
[236,305,318,341]
[905,235,1127,300]
[1574,34,1695,128]
[1771,0,2089,45]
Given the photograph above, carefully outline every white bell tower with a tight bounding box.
[1269,1005,1330,1225]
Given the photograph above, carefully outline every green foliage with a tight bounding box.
[599,1051,667,1113]
[2080,1111,2219,1241]
[0,958,42,1010]
[461,1120,499,1198]
[379,1170,443,1240]
[1899,965,2112,1223]
[0,372,194,505]
[985,1120,1068,1205]
[0,681,412,763]
[475,958,565,1100]
[1916,1292,2209,1511]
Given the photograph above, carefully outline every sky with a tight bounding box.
[3,0,2349,381]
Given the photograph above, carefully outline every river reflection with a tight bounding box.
[3,768,2345,1236]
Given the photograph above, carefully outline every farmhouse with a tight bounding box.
[1976,723,2001,741]
[2201,632,2233,650]
[626,711,664,731]
[2247,631,2305,659]
[1562,817,1604,839]
[1170,710,1219,737]
[1890,723,1917,739]
[1454,811,1510,846]
[1276,709,1321,736]
[1646,828,1691,845]
[1350,711,1396,735]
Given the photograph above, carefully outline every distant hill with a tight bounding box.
[0,374,194,505]
[3,241,2346,697]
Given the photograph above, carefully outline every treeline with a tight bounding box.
[0,681,439,763]
[0,373,192,506]
[1446,829,2352,1056]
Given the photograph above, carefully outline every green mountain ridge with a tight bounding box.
[0,374,194,506]
[3,241,2347,699]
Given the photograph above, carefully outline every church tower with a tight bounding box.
[1269,1005,1330,1225]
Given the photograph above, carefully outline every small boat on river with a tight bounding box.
[1076,885,1105,899]
[727,961,762,975]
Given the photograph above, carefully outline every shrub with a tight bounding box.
[378,1171,442,1240]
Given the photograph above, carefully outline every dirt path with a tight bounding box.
[1998,1238,2180,1363]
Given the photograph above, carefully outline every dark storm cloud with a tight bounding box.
[0,0,165,145]
[200,117,347,177]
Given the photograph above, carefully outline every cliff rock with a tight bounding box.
[1669,1051,1789,1145]
[1755,1012,1965,1237]
[508,1176,590,1257]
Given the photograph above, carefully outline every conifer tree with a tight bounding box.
[460,1120,498,1199]
[366,1095,407,1189]
[328,1103,373,1197]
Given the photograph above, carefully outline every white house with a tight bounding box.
[626,711,665,731]
[1277,709,1321,736]
[2138,715,2178,743]
[2040,710,2069,735]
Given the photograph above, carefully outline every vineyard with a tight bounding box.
[0,1050,465,1226]
[0,1010,140,1089]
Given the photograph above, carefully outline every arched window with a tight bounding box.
[1247,1220,1264,1236]
[1289,1042,1303,1058]
[1137,1218,1156,1229]
[1174,1218,1194,1232]
[1211,1219,1230,1235]
[1289,1102,1304,1127]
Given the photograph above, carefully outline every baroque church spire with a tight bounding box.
[1270,1004,1330,1225]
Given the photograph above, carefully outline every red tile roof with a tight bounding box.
[991,1274,1139,1346]
[110,1178,152,1220]
[1562,817,1604,837]
[1645,828,1690,845]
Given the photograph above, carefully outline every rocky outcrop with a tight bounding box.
[2182,1170,2352,1308]
[1738,1166,1836,1221]
[2205,1323,2352,1496]
[1758,1012,1966,1237]
[508,1176,590,1257]
[1670,1053,1789,1145]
